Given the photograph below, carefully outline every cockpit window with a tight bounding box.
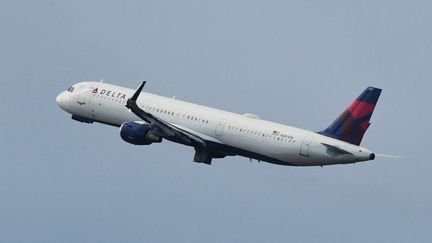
[67,87,75,92]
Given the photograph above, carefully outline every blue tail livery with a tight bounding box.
[319,87,382,145]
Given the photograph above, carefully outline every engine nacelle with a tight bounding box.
[120,121,162,145]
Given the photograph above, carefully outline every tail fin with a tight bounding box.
[319,87,382,145]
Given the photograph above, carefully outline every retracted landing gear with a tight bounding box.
[193,147,212,165]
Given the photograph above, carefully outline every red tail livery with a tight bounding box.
[319,87,382,145]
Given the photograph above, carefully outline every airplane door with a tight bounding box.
[300,136,313,157]
[215,119,226,137]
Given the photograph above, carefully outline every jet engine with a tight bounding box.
[120,121,162,145]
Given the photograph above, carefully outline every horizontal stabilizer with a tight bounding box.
[321,143,353,156]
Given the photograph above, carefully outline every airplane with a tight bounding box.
[56,81,382,166]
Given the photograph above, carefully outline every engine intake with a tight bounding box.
[120,121,162,145]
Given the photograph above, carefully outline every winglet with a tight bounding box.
[130,81,146,102]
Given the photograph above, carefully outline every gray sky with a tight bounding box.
[1,0,431,242]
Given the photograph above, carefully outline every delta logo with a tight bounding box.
[92,87,127,99]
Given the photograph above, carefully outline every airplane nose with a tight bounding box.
[56,93,62,106]
[56,92,65,108]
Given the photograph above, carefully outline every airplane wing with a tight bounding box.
[171,123,224,144]
[125,81,207,148]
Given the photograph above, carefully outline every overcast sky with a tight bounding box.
[1,0,431,242]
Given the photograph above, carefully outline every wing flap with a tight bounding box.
[172,124,223,144]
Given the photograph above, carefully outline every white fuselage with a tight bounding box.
[56,81,374,166]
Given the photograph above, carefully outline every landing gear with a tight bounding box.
[193,147,212,165]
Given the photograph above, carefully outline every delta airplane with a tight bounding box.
[56,81,381,166]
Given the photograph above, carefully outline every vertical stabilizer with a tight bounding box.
[319,87,382,145]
